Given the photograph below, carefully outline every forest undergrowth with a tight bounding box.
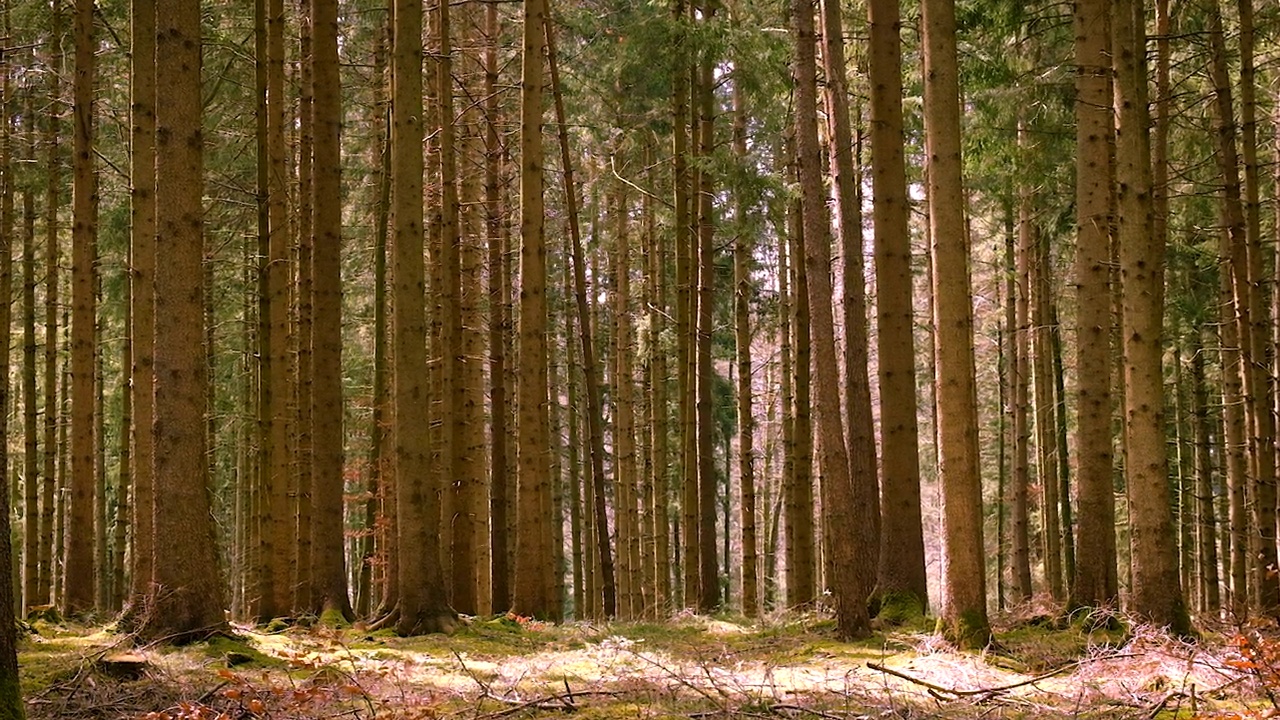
[15,606,1277,719]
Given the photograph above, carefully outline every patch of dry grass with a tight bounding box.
[15,612,1276,719]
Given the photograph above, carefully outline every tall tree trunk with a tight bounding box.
[731,77,758,619]
[308,0,352,622]
[614,180,638,619]
[0,15,20,710]
[294,0,315,614]
[392,0,457,635]
[793,0,870,638]
[21,176,37,613]
[260,0,294,620]
[787,186,816,609]
[1190,331,1220,613]
[820,0,878,623]
[1009,186,1032,602]
[694,6,719,613]
[545,14,615,617]
[672,0,698,611]
[648,142,671,615]
[1069,0,1118,611]
[484,0,511,614]
[513,0,559,620]
[65,0,97,615]
[1206,0,1276,615]
[1114,0,1188,634]
[129,0,229,642]
[38,0,63,610]
[867,0,926,612]
[922,0,990,648]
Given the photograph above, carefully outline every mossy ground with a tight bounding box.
[12,612,1271,719]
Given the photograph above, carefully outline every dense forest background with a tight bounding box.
[0,0,1275,658]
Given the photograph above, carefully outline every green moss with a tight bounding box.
[318,608,352,629]
[873,592,927,626]
[0,672,22,720]
[936,609,992,650]
[198,635,281,668]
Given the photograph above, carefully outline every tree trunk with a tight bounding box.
[793,0,869,638]
[1206,0,1276,615]
[392,0,456,635]
[131,0,229,642]
[867,0,926,615]
[1113,0,1189,634]
[307,0,352,622]
[1009,185,1032,603]
[1069,0,1118,611]
[731,77,758,619]
[787,185,816,610]
[513,0,559,620]
[545,14,615,617]
[694,7,719,613]
[922,0,990,648]
[38,0,63,611]
[0,16,21,710]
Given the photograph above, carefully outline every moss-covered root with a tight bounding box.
[873,592,927,626]
[0,673,23,720]
[936,610,993,650]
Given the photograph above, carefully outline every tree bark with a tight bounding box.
[1069,0,1118,611]
[922,0,990,648]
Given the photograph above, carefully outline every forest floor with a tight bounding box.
[16,606,1275,719]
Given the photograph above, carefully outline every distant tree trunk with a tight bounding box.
[731,77,758,619]
[788,186,816,610]
[38,0,63,610]
[614,180,639,620]
[778,198,795,610]
[672,0,698,612]
[1114,0,1189,634]
[648,143,671,615]
[1009,183,1032,603]
[1206,0,1277,615]
[130,0,229,642]
[545,15,614,617]
[22,171,37,614]
[867,0,926,613]
[1190,331,1220,614]
[694,7,719,613]
[0,17,21,711]
[1019,117,1062,602]
[513,0,559,620]
[392,0,456,635]
[484,0,510,614]
[922,0,990,648]
[1069,0,1118,611]
[65,0,97,616]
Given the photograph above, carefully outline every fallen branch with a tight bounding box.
[867,652,1140,701]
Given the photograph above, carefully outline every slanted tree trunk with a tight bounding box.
[1205,0,1276,616]
[545,14,614,617]
[922,0,990,648]
[793,0,870,638]
[819,0,878,624]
